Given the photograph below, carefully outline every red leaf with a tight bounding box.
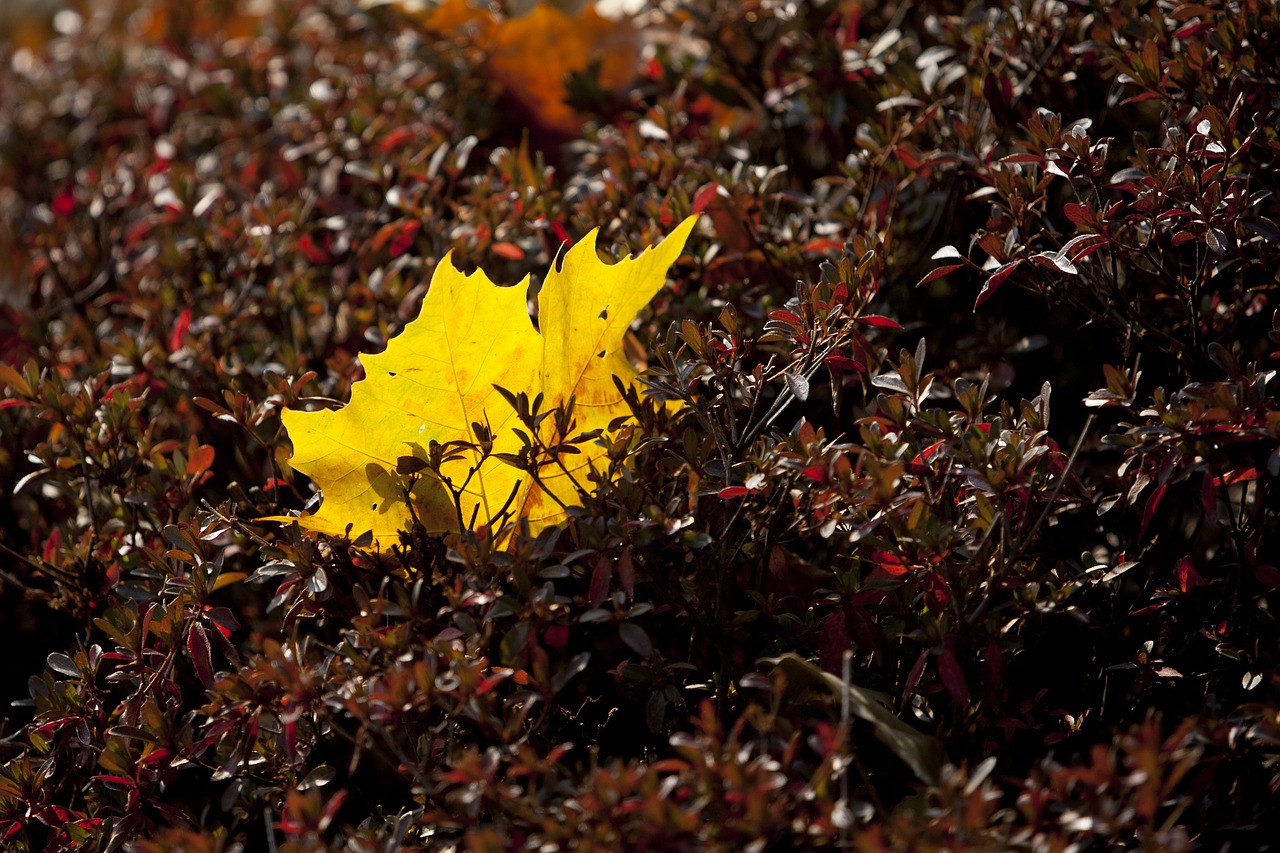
[982,71,1012,115]
[588,556,612,607]
[193,396,232,418]
[319,790,347,831]
[544,625,569,650]
[390,221,420,257]
[169,308,192,353]
[1215,468,1258,486]
[1140,482,1168,540]
[187,444,215,479]
[916,263,964,287]
[824,354,865,373]
[692,183,722,214]
[491,241,525,260]
[1120,91,1164,105]
[204,606,240,639]
[1201,471,1218,526]
[298,233,331,264]
[187,623,215,688]
[871,550,909,576]
[90,776,136,790]
[124,220,153,248]
[974,260,1022,309]
[1063,202,1096,229]
[901,648,929,709]
[803,237,845,253]
[819,611,852,675]
[1254,565,1280,588]
[922,571,952,610]
[371,219,420,256]
[717,486,750,499]
[1172,21,1215,39]
[381,127,417,153]
[42,529,63,563]
[856,314,903,329]
[52,187,76,217]
[617,550,635,599]
[551,219,571,246]
[1072,239,1110,262]
[137,748,173,767]
[913,439,947,464]
[1175,556,1204,593]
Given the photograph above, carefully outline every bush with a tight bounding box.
[0,0,1276,849]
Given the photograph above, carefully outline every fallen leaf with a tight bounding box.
[366,0,642,134]
[269,217,696,547]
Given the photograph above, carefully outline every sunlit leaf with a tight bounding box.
[268,217,697,547]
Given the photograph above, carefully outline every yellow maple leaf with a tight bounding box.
[487,3,642,134]
[271,216,696,548]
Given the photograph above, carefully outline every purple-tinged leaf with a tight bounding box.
[974,260,1022,309]
[1140,482,1168,540]
[937,644,970,709]
[588,557,611,607]
[916,263,964,287]
[187,623,215,689]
